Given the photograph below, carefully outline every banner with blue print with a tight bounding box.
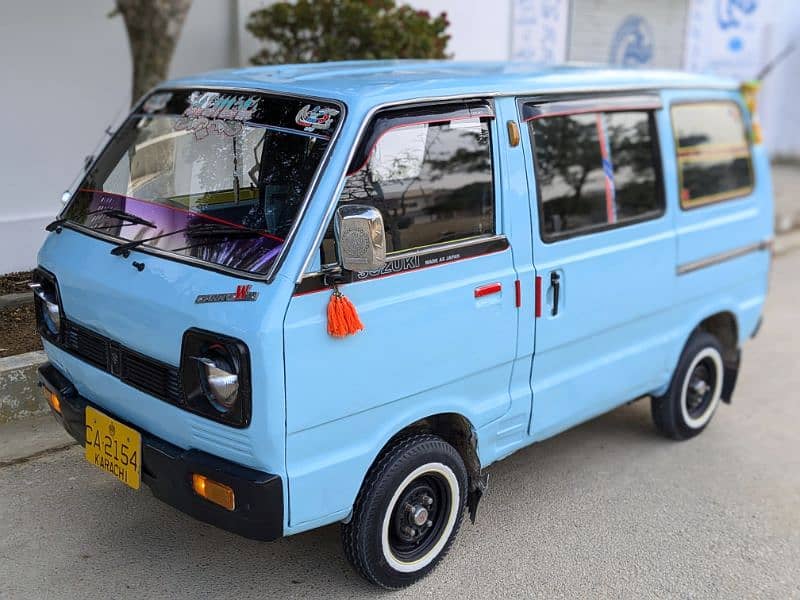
[684,0,769,78]
[510,0,569,63]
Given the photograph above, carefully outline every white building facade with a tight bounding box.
[1,0,797,273]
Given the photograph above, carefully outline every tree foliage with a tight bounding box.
[246,0,450,65]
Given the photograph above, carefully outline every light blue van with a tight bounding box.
[35,61,772,588]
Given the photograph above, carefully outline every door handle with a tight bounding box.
[474,282,502,298]
[550,271,561,316]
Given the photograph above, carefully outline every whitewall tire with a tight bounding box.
[652,331,727,440]
[342,434,468,589]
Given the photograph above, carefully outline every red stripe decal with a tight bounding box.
[78,188,284,242]
[514,279,522,308]
[474,282,502,298]
[595,114,616,225]
[535,275,542,318]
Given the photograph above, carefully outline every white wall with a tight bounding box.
[404,0,512,60]
[569,0,689,68]
[0,0,235,274]
[760,1,800,158]
[237,0,513,64]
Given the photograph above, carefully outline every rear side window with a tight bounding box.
[671,101,753,208]
[529,110,662,241]
[321,109,495,264]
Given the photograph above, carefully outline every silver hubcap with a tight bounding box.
[411,505,429,526]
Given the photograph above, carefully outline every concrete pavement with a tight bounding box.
[1,253,799,599]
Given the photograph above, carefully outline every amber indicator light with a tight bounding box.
[192,473,236,511]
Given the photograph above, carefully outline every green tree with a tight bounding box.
[246,0,450,65]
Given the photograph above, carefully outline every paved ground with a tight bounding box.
[2,254,799,599]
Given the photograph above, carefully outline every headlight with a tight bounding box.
[195,346,240,412]
[180,329,251,427]
[31,269,63,340]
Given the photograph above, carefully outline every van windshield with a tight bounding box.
[61,89,341,275]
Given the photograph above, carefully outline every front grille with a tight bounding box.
[61,321,183,405]
[64,323,107,369]
[121,349,183,403]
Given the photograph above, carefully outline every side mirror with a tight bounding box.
[334,205,386,273]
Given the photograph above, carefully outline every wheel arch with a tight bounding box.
[695,311,741,403]
[666,310,741,404]
[370,412,486,523]
[696,311,739,364]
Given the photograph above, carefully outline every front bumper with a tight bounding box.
[38,362,283,541]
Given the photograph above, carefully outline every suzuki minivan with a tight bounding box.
[35,61,772,589]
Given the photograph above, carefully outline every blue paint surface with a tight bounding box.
[37,62,770,537]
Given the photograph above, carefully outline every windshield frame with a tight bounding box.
[56,85,347,283]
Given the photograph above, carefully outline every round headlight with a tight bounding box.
[195,348,239,412]
[30,282,61,335]
[43,298,61,334]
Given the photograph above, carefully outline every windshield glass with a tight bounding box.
[61,89,341,275]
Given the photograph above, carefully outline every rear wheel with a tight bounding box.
[341,434,467,589]
[652,331,725,440]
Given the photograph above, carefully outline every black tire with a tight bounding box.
[652,331,726,440]
[341,434,468,589]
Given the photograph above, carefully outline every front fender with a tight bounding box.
[284,384,486,533]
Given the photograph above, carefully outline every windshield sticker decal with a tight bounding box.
[296,105,340,132]
[143,92,172,113]
[183,92,260,121]
[175,116,244,140]
[174,92,261,139]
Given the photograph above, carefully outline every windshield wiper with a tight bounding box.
[110,222,266,257]
[170,226,271,253]
[47,208,156,233]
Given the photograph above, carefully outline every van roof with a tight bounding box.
[165,60,738,109]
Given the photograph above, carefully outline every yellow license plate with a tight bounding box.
[85,406,141,490]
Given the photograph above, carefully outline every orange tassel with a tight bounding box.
[327,286,364,337]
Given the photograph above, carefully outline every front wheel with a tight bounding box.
[652,331,726,440]
[342,434,467,589]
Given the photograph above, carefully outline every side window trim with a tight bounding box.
[319,99,498,267]
[520,94,662,122]
[670,99,755,210]
[521,98,666,244]
[347,100,495,176]
[297,233,510,293]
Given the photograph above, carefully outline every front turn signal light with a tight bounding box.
[192,474,235,511]
[43,387,61,414]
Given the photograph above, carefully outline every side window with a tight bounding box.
[671,101,753,208]
[530,110,662,241]
[321,112,494,265]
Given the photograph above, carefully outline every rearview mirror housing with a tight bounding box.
[334,205,387,273]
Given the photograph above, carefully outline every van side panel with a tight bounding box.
[661,89,772,381]
[477,97,539,464]
[520,99,678,442]
[282,115,521,528]
[283,249,518,527]
[527,222,678,441]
